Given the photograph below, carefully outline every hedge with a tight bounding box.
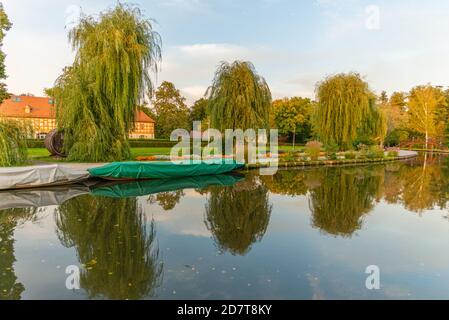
[25,139,207,149]
[26,139,45,148]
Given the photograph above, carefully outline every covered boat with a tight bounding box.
[88,160,245,180]
[0,164,91,190]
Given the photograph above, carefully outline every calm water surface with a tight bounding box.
[2,154,449,300]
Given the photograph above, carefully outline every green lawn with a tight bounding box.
[27,147,173,162]
[27,145,303,163]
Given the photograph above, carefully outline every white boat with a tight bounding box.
[0,164,91,190]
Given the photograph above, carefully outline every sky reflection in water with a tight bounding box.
[1,154,449,300]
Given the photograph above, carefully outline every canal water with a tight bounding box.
[1,154,449,300]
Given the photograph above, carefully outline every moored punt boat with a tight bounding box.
[87,160,245,180]
[0,164,91,191]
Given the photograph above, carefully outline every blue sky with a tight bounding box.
[3,0,449,104]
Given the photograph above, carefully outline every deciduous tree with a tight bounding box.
[207,61,272,131]
[272,97,315,146]
[407,85,447,149]
[0,3,11,103]
[152,81,190,138]
[54,4,161,161]
[314,73,374,149]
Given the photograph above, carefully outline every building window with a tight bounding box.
[48,99,54,105]
[13,96,22,102]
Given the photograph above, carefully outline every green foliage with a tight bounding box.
[54,4,161,161]
[282,152,296,162]
[305,140,322,161]
[325,142,339,160]
[367,145,385,159]
[358,99,387,145]
[314,73,374,149]
[0,119,30,166]
[385,129,409,146]
[272,97,315,143]
[189,98,209,123]
[344,151,356,160]
[207,61,272,131]
[152,81,190,138]
[0,3,11,103]
[386,148,399,157]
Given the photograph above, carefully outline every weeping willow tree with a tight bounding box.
[315,73,376,149]
[206,61,272,131]
[309,167,383,237]
[204,176,272,255]
[357,99,388,146]
[0,119,31,166]
[55,196,162,299]
[54,4,161,161]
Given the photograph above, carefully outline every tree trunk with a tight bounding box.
[292,128,296,150]
[425,131,429,150]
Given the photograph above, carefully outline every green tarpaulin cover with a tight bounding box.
[88,160,245,180]
[91,174,243,198]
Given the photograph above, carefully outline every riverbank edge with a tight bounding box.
[245,152,418,170]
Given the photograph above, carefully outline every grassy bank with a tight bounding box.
[28,147,173,162]
[27,146,305,163]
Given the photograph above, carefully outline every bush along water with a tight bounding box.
[0,119,30,166]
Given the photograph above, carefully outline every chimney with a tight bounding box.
[25,105,32,114]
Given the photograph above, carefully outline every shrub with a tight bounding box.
[367,146,385,159]
[386,147,399,157]
[0,120,30,166]
[345,151,356,160]
[25,139,45,148]
[356,143,368,159]
[325,142,339,160]
[282,152,296,162]
[305,140,323,161]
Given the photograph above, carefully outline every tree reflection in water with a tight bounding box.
[308,167,383,237]
[148,190,184,211]
[0,208,39,300]
[205,175,272,255]
[55,196,162,299]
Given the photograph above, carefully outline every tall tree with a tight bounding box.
[207,61,272,131]
[54,4,161,161]
[407,85,447,149]
[314,73,374,149]
[151,81,190,138]
[272,97,315,146]
[389,92,407,108]
[379,91,388,105]
[0,3,11,103]
[189,98,208,122]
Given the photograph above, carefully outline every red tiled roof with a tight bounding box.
[136,110,155,123]
[0,95,55,119]
[0,95,155,123]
